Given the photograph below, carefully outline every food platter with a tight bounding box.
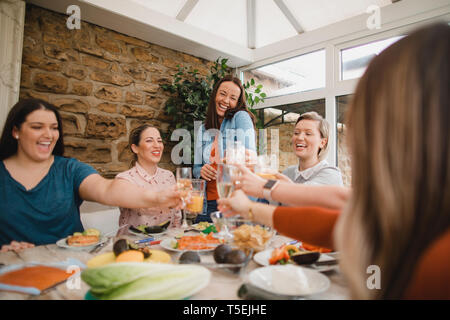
[56,236,108,251]
[128,227,167,238]
[86,250,171,268]
[159,238,217,253]
[248,265,330,297]
[253,248,338,272]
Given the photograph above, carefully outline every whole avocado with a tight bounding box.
[213,244,233,264]
[224,249,247,273]
[113,239,129,257]
[179,251,201,264]
[224,249,247,265]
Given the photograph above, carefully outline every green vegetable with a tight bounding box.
[287,249,296,256]
[201,225,217,234]
[136,225,147,233]
[81,263,211,300]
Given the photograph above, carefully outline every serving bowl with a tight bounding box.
[220,216,275,255]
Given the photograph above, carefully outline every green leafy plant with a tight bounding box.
[243,78,267,129]
[160,58,266,163]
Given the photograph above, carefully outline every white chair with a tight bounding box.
[80,201,120,236]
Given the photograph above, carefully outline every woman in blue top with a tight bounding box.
[193,75,256,222]
[0,99,181,251]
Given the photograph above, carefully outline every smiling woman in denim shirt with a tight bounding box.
[193,75,256,222]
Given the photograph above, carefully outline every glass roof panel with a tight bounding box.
[284,0,392,32]
[255,0,298,48]
[185,0,248,47]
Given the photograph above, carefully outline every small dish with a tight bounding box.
[248,265,330,297]
[253,248,337,272]
[56,236,108,251]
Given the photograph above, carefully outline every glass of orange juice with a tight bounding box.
[255,154,279,180]
[185,179,206,225]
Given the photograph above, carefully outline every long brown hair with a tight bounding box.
[335,23,450,299]
[0,99,64,160]
[204,75,256,130]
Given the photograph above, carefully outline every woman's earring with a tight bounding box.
[15,135,19,139]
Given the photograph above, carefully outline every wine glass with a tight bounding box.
[185,179,206,226]
[176,167,192,229]
[214,164,239,240]
[225,141,246,165]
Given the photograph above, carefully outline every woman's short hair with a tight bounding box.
[296,111,330,160]
[0,98,64,160]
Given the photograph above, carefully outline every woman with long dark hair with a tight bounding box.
[0,99,181,250]
[193,75,257,222]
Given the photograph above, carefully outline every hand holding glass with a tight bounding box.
[176,167,192,229]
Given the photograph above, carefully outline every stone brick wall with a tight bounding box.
[19,4,213,178]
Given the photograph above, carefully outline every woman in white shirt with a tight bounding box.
[282,111,343,186]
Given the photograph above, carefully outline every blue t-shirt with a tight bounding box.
[0,156,97,246]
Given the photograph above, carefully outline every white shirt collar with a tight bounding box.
[294,160,329,181]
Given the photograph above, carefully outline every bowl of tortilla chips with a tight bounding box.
[225,218,275,255]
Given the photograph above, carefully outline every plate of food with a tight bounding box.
[86,239,171,268]
[128,221,170,237]
[188,222,218,234]
[253,243,338,272]
[56,228,106,251]
[160,233,224,253]
[248,265,330,297]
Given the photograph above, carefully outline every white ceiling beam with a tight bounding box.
[273,0,304,34]
[28,0,253,67]
[247,0,256,49]
[176,0,199,22]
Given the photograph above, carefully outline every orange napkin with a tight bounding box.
[0,265,76,294]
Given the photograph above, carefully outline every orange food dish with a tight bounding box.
[301,242,332,253]
[0,266,75,292]
[67,235,99,247]
[176,233,222,250]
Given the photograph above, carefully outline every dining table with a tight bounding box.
[0,230,350,300]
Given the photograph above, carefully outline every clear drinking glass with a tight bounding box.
[225,141,246,165]
[176,167,192,229]
[255,154,279,179]
[185,179,206,226]
[215,164,239,240]
[217,163,239,199]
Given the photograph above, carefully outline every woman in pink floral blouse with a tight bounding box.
[115,125,181,235]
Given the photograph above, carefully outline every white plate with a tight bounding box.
[248,265,330,297]
[56,236,108,251]
[159,238,216,253]
[128,228,167,238]
[253,248,337,272]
